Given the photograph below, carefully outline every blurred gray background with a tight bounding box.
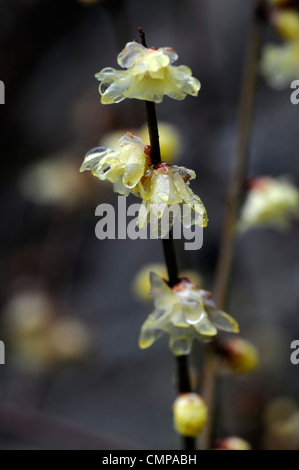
[0,0,298,450]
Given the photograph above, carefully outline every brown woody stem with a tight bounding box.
[139,27,194,451]
[200,11,263,450]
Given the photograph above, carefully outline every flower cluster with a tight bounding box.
[261,8,299,88]
[133,163,208,231]
[139,273,239,356]
[238,177,299,232]
[81,133,208,230]
[96,41,201,104]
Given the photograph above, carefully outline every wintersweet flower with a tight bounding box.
[80,132,152,195]
[96,41,201,104]
[260,40,299,89]
[273,10,299,41]
[218,338,259,375]
[138,122,183,163]
[139,273,239,356]
[133,163,208,231]
[132,262,202,302]
[214,437,252,451]
[173,394,208,437]
[238,177,299,232]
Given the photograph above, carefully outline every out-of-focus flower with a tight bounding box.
[214,437,252,450]
[100,130,127,150]
[269,0,297,7]
[81,132,152,195]
[19,156,97,209]
[100,122,183,164]
[265,398,299,450]
[218,338,259,375]
[260,40,299,89]
[132,263,203,302]
[274,10,299,40]
[133,163,208,232]
[139,273,239,356]
[261,8,299,89]
[138,122,183,163]
[238,177,299,232]
[173,394,208,437]
[2,290,91,375]
[48,319,91,363]
[96,41,201,104]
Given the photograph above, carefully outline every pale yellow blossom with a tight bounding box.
[219,338,259,375]
[133,163,208,231]
[274,10,299,41]
[139,273,239,356]
[80,132,152,195]
[215,437,252,450]
[238,177,299,232]
[96,41,201,104]
[138,122,183,163]
[260,40,299,89]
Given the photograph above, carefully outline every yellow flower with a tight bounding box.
[100,121,183,164]
[80,132,152,195]
[218,338,259,375]
[260,40,299,89]
[238,177,299,232]
[138,122,183,163]
[133,163,208,231]
[96,41,201,104]
[173,393,208,437]
[3,290,91,375]
[214,437,252,450]
[139,273,239,356]
[274,10,299,41]
[132,262,203,302]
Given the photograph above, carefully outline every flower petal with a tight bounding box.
[80,147,110,172]
[208,310,239,333]
[169,336,192,356]
[195,316,218,337]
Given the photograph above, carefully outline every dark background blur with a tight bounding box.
[0,0,298,450]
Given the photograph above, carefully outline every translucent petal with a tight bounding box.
[183,304,206,325]
[149,272,175,309]
[139,326,163,349]
[113,179,131,196]
[195,316,217,337]
[123,163,145,188]
[160,47,178,65]
[80,147,110,172]
[169,336,192,356]
[117,42,146,69]
[208,310,239,333]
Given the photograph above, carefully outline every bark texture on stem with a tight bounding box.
[139,27,194,451]
[201,14,263,450]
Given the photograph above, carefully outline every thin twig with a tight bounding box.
[139,27,194,451]
[200,10,263,450]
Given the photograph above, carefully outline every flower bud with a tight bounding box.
[273,10,299,40]
[218,338,259,375]
[214,437,252,450]
[173,393,208,437]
